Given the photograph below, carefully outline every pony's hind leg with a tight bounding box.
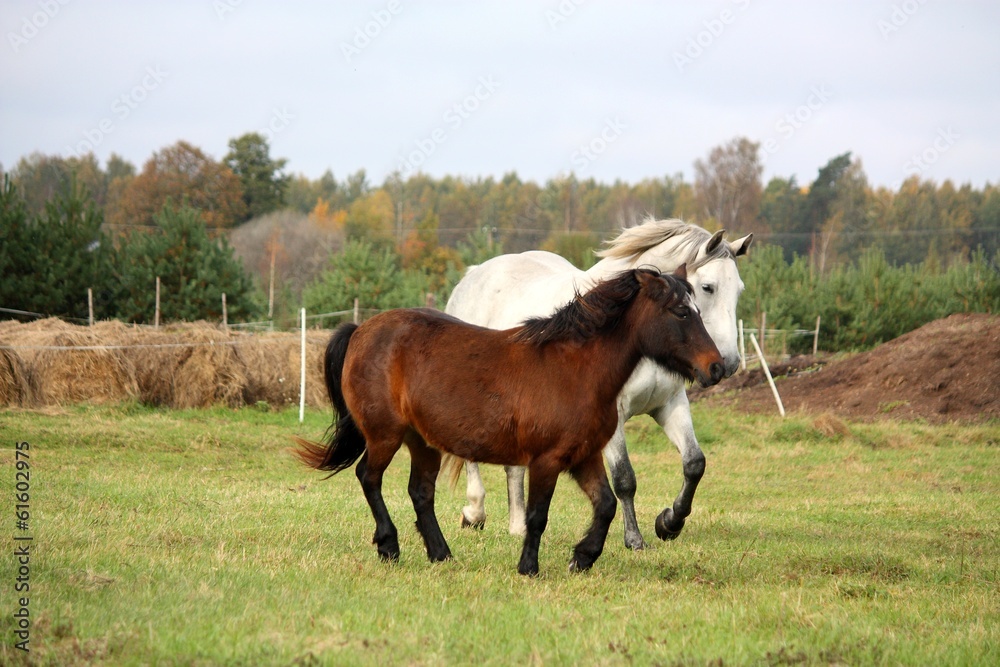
[568,451,617,572]
[355,447,402,562]
[405,435,452,562]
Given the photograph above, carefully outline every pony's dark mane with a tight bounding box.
[513,268,688,346]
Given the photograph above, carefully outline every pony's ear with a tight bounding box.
[731,233,753,257]
[698,229,726,261]
[673,263,688,281]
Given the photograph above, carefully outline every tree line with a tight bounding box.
[2,134,997,350]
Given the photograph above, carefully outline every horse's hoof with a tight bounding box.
[377,550,400,563]
[568,558,593,573]
[624,534,648,551]
[655,511,685,541]
[429,552,453,563]
[460,515,485,530]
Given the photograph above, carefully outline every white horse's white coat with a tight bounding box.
[447,219,751,548]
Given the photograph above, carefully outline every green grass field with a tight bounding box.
[1,403,997,666]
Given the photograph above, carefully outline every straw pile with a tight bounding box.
[0,319,333,410]
[0,319,138,405]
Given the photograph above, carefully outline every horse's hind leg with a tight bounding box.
[405,435,452,563]
[569,451,617,572]
[461,462,487,529]
[356,445,402,562]
[603,410,646,550]
[505,465,527,537]
[652,394,705,541]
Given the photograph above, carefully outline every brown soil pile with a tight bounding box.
[694,313,999,423]
[0,319,331,410]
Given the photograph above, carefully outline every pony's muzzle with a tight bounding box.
[696,361,725,388]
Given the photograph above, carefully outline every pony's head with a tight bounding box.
[631,266,725,388]
[597,219,752,376]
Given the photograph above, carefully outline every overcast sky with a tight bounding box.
[2,1,998,190]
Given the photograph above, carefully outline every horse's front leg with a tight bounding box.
[569,450,617,572]
[651,392,705,541]
[603,409,646,550]
[505,465,527,537]
[461,461,487,529]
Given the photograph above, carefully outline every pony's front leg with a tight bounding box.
[505,465,527,537]
[652,392,705,541]
[517,463,558,576]
[568,451,617,572]
[461,462,487,529]
[603,410,646,550]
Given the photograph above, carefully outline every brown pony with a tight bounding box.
[294,267,724,575]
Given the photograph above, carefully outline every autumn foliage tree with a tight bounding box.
[110,141,246,228]
[694,137,763,233]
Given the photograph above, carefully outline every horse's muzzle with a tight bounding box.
[697,361,725,388]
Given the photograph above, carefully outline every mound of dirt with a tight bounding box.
[695,313,999,423]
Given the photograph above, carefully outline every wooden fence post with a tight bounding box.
[353,298,360,324]
[154,276,161,329]
[738,319,746,372]
[87,288,94,326]
[750,333,785,417]
[299,308,306,423]
[760,311,766,358]
[813,315,821,356]
[221,293,228,331]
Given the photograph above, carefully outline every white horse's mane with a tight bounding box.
[596,217,734,271]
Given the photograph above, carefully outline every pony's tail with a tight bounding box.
[292,323,366,475]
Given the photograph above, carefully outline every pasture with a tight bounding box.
[1,403,997,665]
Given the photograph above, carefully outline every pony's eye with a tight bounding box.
[701,284,716,295]
[674,306,690,319]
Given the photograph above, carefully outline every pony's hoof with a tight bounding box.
[654,510,685,541]
[568,558,593,573]
[377,550,400,563]
[460,515,485,530]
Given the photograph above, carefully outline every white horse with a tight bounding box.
[445,218,752,549]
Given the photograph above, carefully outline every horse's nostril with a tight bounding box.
[710,362,725,383]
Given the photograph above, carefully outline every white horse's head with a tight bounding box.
[595,219,752,377]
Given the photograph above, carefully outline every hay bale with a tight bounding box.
[236,332,330,408]
[3,319,139,406]
[168,323,248,409]
[0,346,31,406]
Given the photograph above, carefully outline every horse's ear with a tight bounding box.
[698,229,726,260]
[673,263,688,281]
[731,233,753,257]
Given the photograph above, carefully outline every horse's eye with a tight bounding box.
[674,306,690,320]
[701,284,716,295]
